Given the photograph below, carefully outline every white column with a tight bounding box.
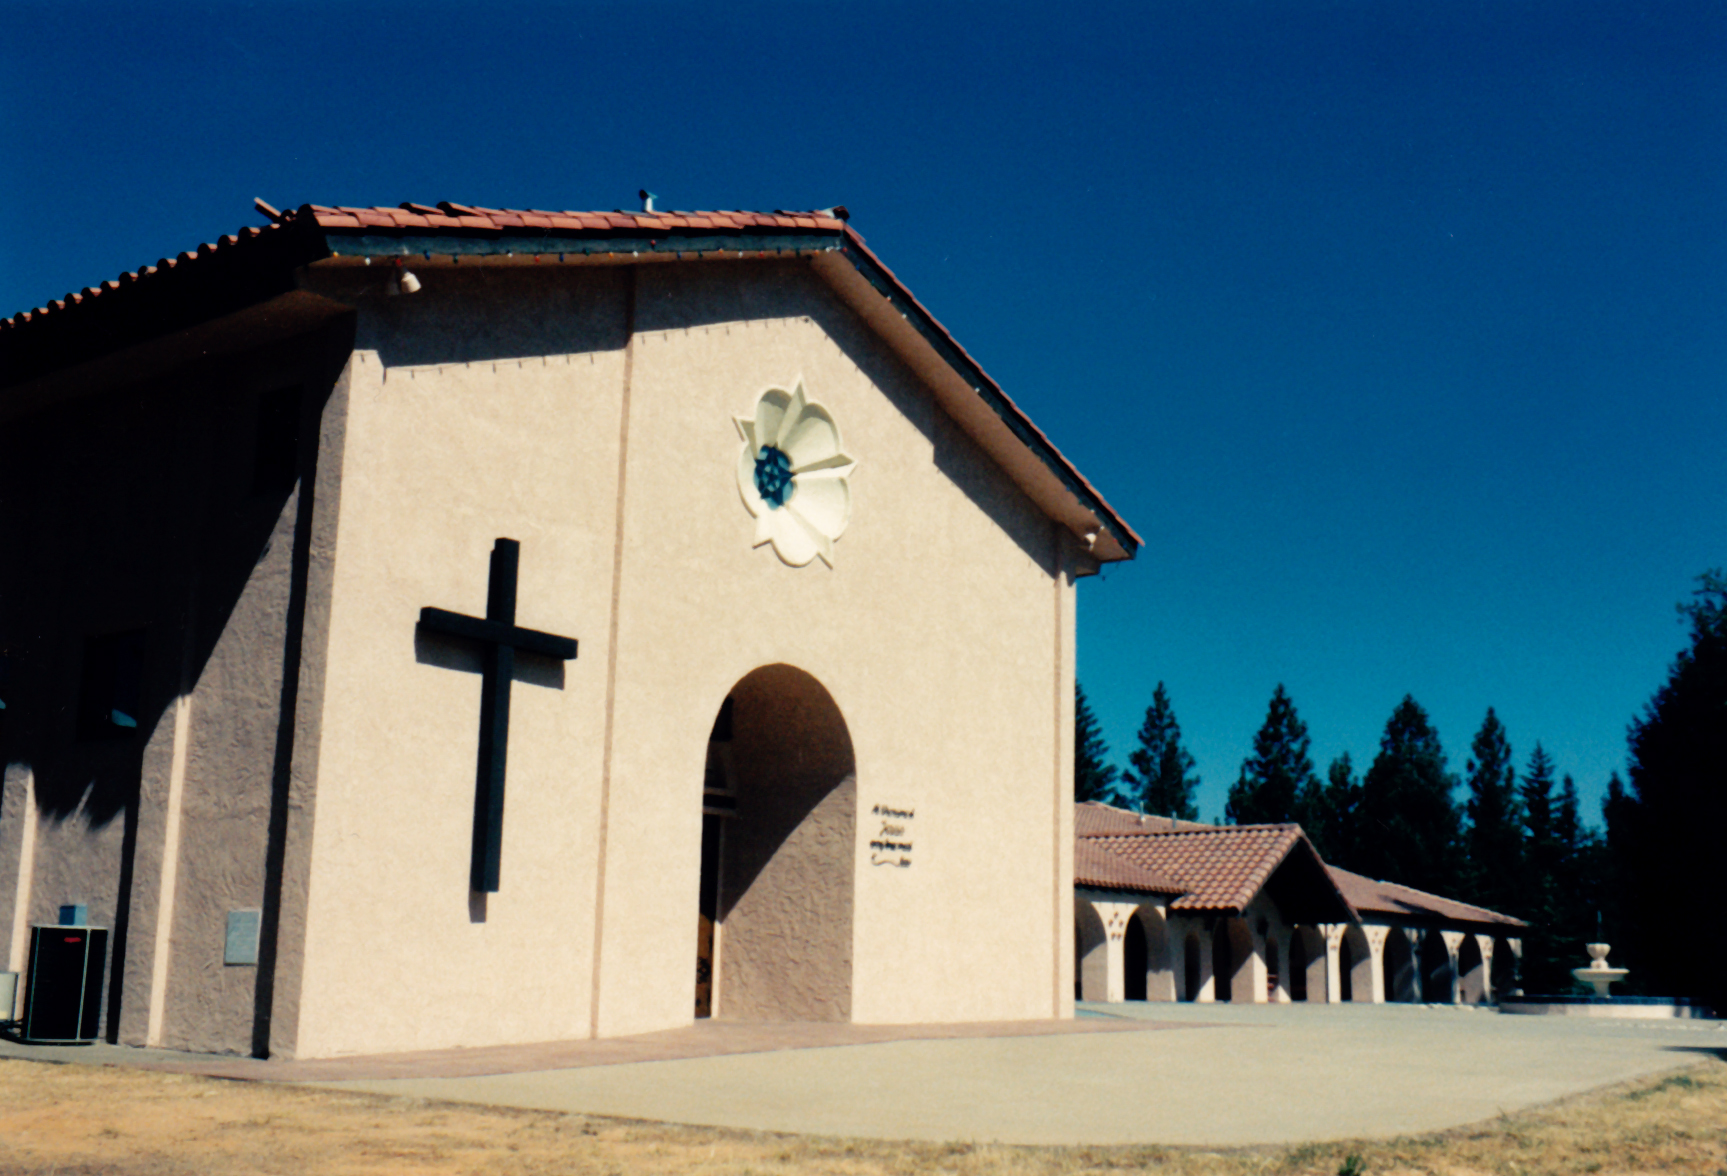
[1439,930,1465,1004]
[1362,925,1389,1004]
[1193,923,1216,1002]
[1469,933,1495,1004]
[1320,923,1346,1004]
[1243,928,1269,1004]
[1087,900,1138,1004]
[3,766,38,974]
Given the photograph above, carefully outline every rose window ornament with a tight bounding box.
[734,381,857,567]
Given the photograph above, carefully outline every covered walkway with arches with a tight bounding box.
[1074,803,1526,1008]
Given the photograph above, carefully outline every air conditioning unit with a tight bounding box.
[21,924,108,1043]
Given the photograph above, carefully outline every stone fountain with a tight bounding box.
[1572,942,1628,998]
[1501,941,1712,1019]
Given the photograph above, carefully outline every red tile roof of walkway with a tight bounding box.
[1327,866,1526,929]
[1087,824,1312,913]
[1074,838,1186,896]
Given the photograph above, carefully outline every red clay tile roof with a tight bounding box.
[1076,802,1513,929]
[1087,825,1312,913]
[298,202,851,235]
[1327,866,1525,928]
[0,202,849,334]
[1074,838,1186,896]
[1,198,1140,560]
[0,220,308,332]
[1075,801,1218,837]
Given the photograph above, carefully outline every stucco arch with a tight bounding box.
[703,664,856,1022]
[1289,925,1327,1002]
[1491,934,1520,998]
[1130,905,1174,1001]
[1213,917,1258,1003]
[1457,933,1487,1004]
[1341,924,1375,1002]
[1382,928,1418,1002]
[1420,929,1453,1002]
[1074,898,1108,1002]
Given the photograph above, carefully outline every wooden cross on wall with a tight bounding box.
[419,539,578,893]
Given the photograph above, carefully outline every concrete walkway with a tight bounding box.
[312,1003,1726,1146]
[5,1003,1723,1146]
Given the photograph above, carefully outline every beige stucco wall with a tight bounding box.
[289,258,1077,1056]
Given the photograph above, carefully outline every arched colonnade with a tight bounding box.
[1077,891,1521,1005]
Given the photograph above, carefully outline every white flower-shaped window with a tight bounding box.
[735,381,857,567]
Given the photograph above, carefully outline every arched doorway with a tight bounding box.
[1289,928,1311,1001]
[1212,918,1256,1002]
[1491,935,1519,999]
[1382,929,1417,1002]
[1124,914,1147,1001]
[1457,934,1487,1003]
[696,666,856,1022]
[1135,906,1175,1001]
[1211,921,1234,1001]
[1074,900,1108,1002]
[1343,925,1374,1002]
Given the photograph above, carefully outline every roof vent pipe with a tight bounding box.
[639,189,657,213]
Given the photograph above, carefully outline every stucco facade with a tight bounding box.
[0,203,1131,1058]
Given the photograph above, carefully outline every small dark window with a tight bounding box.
[252,385,302,496]
[77,629,146,741]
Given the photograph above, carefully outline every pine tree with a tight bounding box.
[1599,770,1636,969]
[1613,571,1727,1011]
[1462,708,1523,919]
[1298,752,1362,867]
[1073,682,1119,803]
[1226,684,1316,825]
[1358,695,1461,896]
[1120,682,1199,819]
[1515,743,1564,991]
[1551,773,1606,988]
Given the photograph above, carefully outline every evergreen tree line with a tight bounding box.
[1074,571,1727,1009]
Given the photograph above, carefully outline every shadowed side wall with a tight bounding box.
[716,665,855,1021]
[0,321,353,1053]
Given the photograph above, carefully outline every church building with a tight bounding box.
[0,200,1138,1058]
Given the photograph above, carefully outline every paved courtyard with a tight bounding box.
[317,1003,1724,1146]
[6,1002,1722,1146]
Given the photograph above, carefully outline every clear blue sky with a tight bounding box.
[4,1,1722,826]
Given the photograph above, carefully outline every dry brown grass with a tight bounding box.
[0,1055,1722,1175]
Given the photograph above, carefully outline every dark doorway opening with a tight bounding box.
[1124,913,1147,1001]
[1289,930,1310,1001]
[1183,933,1202,1001]
[1212,922,1234,1002]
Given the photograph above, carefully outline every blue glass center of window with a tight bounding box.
[754,446,795,508]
